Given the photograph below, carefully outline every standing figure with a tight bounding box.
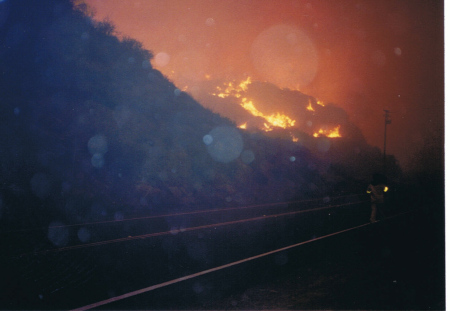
[366,173,388,223]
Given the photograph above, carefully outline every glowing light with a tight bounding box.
[238,77,252,91]
[316,100,325,106]
[239,123,247,129]
[307,99,315,111]
[327,126,341,138]
[384,186,389,192]
[240,98,296,130]
[211,78,296,131]
[313,125,341,138]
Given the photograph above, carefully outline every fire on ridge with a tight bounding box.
[210,77,341,139]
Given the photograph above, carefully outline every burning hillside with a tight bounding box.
[187,78,362,144]
[212,77,296,131]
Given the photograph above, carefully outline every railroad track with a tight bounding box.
[1,194,413,310]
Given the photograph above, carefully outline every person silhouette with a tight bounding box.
[366,173,388,223]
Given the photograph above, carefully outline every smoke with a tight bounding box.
[84,0,444,170]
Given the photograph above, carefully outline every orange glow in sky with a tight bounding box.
[84,0,444,169]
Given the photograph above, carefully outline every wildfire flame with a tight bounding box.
[209,79,342,140]
[317,100,325,107]
[307,99,315,111]
[240,98,296,129]
[212,77,295,131]
[313,125,341,138]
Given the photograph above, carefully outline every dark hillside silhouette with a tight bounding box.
[0,0,400,222]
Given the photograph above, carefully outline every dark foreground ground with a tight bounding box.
[2,197,444,310]
[100,203,445,310]
[203,211,445,310]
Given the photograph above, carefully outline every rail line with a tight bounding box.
[71,210,413,311]
[5,193,362,233]
[17,199,367,257]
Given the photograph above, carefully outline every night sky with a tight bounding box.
[84,0,444,170]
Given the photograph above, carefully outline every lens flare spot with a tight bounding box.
[241,149,255,164]
[88,134,108,155]
[206,126,243,163]
[77,227,91,243]
[91,153,105,168]
[114,211,124,221]
[154,52,170,67]
[203,134,213,145]
[205,17,215,26]
[251,24,318,89]
[48,221,69,247]
[174,88,182,96]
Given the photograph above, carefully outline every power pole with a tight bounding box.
[383,110,391,172]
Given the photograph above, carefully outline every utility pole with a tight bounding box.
[383,110,391,172]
